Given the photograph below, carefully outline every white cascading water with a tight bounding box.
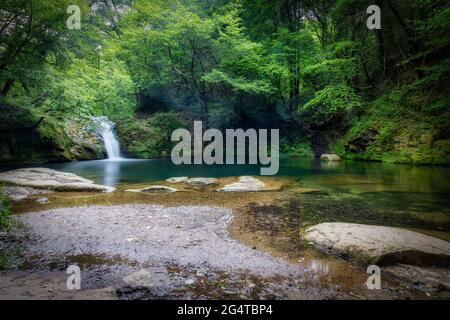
[92,116,122,160]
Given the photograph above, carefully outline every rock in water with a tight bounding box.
[304,223,450,266]
[217,176,266,192]
[321,154,342,162]
[0,168,115,193]
[304,223,450,290]
[36,197,49,205]
[166,177,189,183]
[186,178,218,186]
[125,186,178,194]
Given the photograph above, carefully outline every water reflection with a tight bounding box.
[320,161,341,170]
[309,260,330,275]
[102,160,121,187]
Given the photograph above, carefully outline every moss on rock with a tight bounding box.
[0,104,105,164]
[333,97,450,165]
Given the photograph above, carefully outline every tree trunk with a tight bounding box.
[1,78,15,97]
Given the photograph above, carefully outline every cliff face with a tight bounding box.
[0,104,105,164]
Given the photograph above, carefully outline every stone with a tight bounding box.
[125,186,178,194]
[186,177,218,186]
[122,269,155,288]
[320,154,342,162]
[0,168,115,193]
[304,223,450,266]
[196,269,206,277]
[217,176,265,192]
[2,186,53,202]
[166,177,189,183]
[36,197,49,205]
[2,186,30,201]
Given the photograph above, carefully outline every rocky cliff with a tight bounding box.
[0,104,105,164]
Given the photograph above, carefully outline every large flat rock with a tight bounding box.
[304,223,450,266]
[0,168,115,193]
[186,177,218,186]
[125,186,177,194]
[217,176,266,192]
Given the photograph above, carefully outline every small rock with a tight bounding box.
[320,154,342,162]
[186,178,218,186]
[166,177,189,183]
[185,279,195,285]
[125,186,178,194]
[217,176,265,192]
[196,270,206,277]
[36,197,49,205]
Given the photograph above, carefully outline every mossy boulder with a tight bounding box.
[0,104,105,164]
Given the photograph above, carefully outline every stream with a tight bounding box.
[1,158,449,299]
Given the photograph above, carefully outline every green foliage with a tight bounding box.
[0,189,13,232]
[333,92,450,165]
[1,0,449,165]
[116,113,187,158]
[280,140,315,159]
[302,84,362,122]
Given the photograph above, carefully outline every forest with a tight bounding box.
[0,0,450,302]
[1,0,449,165]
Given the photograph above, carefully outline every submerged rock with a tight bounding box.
[304,223,450,266]
[125,186,177,194]
[36,197,50,205]
[186,177,218,186]
[321,154,342,162]
[166,177,189,183]
[385,264,450,290]
[217,176,266,192]
[0,168,115,193]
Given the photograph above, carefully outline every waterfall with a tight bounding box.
[92,116,123,160]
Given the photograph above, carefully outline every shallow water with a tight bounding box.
[2,158,450,233]
[2,158,448,298]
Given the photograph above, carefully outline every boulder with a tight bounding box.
[166,177,189,183]
[217,176,265,192]
[186,178,218,186]
[304,223,450,266]
[0,168,115,193]
[320,154,342,162]
[125,186,177,194]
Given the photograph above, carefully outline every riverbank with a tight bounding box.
[0,202,426,300]
[1,165,449,300]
